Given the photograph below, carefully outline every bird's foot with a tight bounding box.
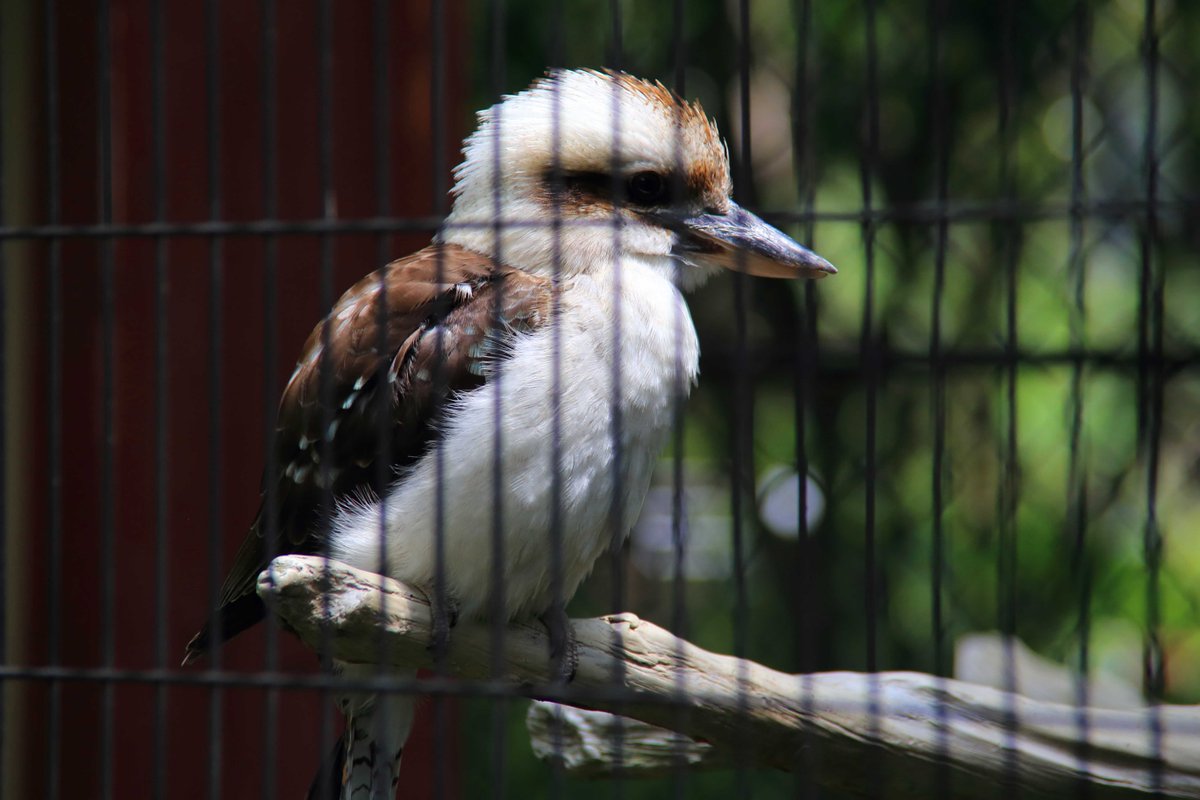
[539,604,578,683]
[424,591,459,665]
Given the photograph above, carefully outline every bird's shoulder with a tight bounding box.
[280,243,548,414]
[269,243,552,539]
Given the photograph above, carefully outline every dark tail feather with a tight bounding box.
[307,732,347,800]
[180,593,267,665]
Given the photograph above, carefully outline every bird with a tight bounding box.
[183,68,835,799]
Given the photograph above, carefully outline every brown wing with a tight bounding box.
[184,244,552,662]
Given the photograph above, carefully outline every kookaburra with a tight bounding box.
[185,69,834,798]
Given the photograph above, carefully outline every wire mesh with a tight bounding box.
[1,0,1197,798]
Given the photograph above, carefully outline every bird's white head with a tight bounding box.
[438,69,835,286]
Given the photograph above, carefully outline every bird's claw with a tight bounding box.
[425,591,460,665]
[540,604,578,683]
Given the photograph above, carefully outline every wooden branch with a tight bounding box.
[525,702,733,776]
[528,632,1157,781]
[258,555,1200,799]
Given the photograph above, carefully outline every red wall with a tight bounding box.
[15,1,465,796]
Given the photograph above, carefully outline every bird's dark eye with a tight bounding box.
[626,171,669,205]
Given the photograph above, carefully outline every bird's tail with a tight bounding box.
[309,667,417,800]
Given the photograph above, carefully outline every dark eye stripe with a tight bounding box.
[543,169,682,209]
[560,171,611,201]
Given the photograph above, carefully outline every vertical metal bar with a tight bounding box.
[96,1,116,796]
[259,0,280,790]
[790,0,820,794]
[546,0,565,703]
[0,4,7,797]
[733,0,753,794]
[790,0,814,674]
[486,4,509,797]
[43,0,63,795]
[860,0,879,679]
[429,0,451,796]
[258,1,280,797]
[204,1,224,797]
[372,0,390,259]
[1066,3,1093,795]
[606,3,627,794]
[996,0,1020,792]
[369,2,395,796]
[545,5,567,800]
[430,0,447,215]
[429,3,450,796]
[370,0,391,586]
[314,0,336,792]
[928,0,951,796]
[859,4,882,796]
[1138,0,1164,791]
[668,6,691,799]
[927,0,949,687]
[150,1,170,797]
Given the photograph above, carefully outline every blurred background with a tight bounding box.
[2,0,1198,798]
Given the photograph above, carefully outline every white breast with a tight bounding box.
[329,257,700,620]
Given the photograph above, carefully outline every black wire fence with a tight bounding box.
[1,0,1197,798]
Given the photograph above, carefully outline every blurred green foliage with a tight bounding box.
[458,0,1200,796]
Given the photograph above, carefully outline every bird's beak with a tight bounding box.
[662,202,836,279]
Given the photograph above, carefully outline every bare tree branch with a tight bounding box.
[525,702,731,776]
[259,555,1200,799]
